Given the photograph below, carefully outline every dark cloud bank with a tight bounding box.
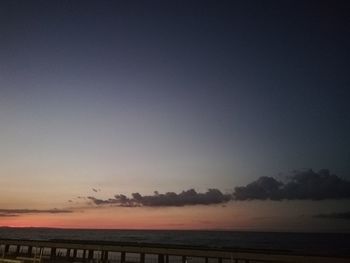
[88,189,231,207]
[88,169,350,207]
[234,169,350,201]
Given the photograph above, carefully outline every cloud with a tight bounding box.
[314,211,350,220]
[234,176,283,200]
[233,169,350,200]
[0,213,19,217]
[86,169,350,207]
[0,208,74,216]
[87,196,124,205]
[88,189,232,207]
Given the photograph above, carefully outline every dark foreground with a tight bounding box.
[0,239,349,263]
[1,228,350,257]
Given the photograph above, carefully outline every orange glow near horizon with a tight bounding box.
[2,201,349,232]
[0,204,247,230]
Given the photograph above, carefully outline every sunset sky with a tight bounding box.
[1,1,350,232]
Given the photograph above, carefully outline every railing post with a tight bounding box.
[158,254,164,263]
[121,251,126,263]
[140,253,145,263]
[102,251,109,262]
[88,249,94,260]
[4,245,9,255]
[182,256,186,263]
[51,247,56,259]
[27,246,33,256]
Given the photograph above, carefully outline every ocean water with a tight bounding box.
[0,228,349,257]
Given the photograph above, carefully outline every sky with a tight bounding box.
[0,0,350,232]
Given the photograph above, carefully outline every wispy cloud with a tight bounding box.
[0,208,74,216]
[0,213,19,217]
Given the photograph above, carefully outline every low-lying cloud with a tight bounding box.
[314,211,350,220]
[0,208,73,217]
[88,189,232,207]
[234,169,350,200]
[0,213,18,217]
[87,169,350,207]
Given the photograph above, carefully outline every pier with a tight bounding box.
[0,239,349,263]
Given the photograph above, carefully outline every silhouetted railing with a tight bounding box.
[0,239,349,263]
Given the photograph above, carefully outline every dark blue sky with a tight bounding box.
[0,0,350,230]
[1,0,350,176]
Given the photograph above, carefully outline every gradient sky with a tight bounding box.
[1,1,350,232]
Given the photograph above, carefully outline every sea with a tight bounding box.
[0,228,349,257]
